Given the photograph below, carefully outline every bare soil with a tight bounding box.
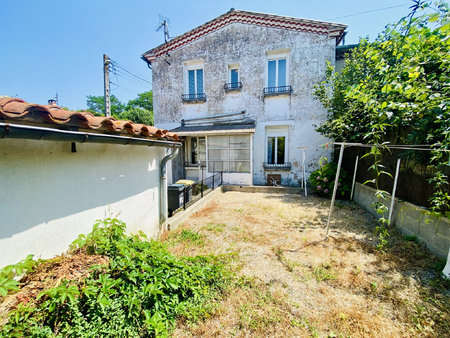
[165,191,450,337]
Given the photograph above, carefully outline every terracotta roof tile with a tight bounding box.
[0,97,178,141]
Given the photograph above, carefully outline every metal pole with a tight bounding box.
[388,158,401,226]
[303,150,307,197]
[350,155,359,201]
[212,162,215,190]
[103,54,111,117]
[325,142,345,239]
[201,166,204,198]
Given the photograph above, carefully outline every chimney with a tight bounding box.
[48,99,57,106]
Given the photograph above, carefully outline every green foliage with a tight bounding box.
[314,1,450,213]
[126,91,153,112]
[309,162,351,198]
[193,183,208,196]
[170,229,205,247]
[0,255,36,297]
[119,107,153,125]
[403,235,419,243]
[85,91,154,125]
[86,94,125,117]
[313,264,336,282]
[1,218,230,337]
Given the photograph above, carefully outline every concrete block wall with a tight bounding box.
[353,183,450,259]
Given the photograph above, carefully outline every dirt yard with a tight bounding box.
[163,191,449,337]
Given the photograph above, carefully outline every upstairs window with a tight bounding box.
[268,59,286,88]
[224,64,242,92]
[230,68,239,87]
[183,61,206,102]
[188,69,204,95]
[265,50,292,96]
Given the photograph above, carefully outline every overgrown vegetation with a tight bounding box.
[0,256,36,297]
[309,161,351,198]
[0,218,230,336]
[314,0,450,214]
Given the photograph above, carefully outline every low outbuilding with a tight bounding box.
[0,97,181,268]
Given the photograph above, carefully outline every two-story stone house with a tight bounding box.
[142,9,347,186]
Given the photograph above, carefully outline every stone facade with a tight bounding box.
[146,12,346,186]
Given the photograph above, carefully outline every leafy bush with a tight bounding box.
[1,218,230,337]
[309,162,351,198]
[0,255,36,297]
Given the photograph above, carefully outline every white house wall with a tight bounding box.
[0,139,165,268]
[152,22,334,186]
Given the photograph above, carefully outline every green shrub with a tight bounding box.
[1,218,231,337]
[0,255,37,298]
[309,162,351,199]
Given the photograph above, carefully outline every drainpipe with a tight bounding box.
[159,147,179,228]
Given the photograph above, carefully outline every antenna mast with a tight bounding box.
[156,16,171,43]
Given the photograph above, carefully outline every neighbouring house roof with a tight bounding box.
[171,121,256,136]
[0,97,178,142]
[142,9,347,63]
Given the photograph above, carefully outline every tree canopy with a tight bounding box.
[85,91,154,125]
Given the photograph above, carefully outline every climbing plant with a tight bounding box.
[314,0,450,216]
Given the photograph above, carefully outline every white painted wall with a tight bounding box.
[152,22,335,186]
[0,139,166,268]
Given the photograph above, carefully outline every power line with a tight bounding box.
[109,59,152,85]
[326,3,410,21]
[113,67,151,86]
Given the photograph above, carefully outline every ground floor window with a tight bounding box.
[208,135,251,173]
[186,136,205,166]
[267,136,286,164]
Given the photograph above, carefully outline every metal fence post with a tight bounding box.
[212,162,215,190]
[201,167,204,198]
[183,186,186,210]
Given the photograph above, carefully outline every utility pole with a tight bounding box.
[103,54,111,117]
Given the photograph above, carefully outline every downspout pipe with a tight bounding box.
[159,147,179,227]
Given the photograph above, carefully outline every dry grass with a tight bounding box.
[165,191,450,337]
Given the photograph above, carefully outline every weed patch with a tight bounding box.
[202,222,226,233]
[313,263,337,282]
[170,229,205,247]
[1,218,230,336]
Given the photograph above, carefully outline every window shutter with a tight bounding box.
[268,60,276,88]
[231,69,238,84]
[196,69,203,94]
[188,70,195,95]
[278,59,286,87]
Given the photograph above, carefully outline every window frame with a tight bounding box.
[185,136,206,167]
[183,60,205,100]
[207,134,251,173]
[224,63,242,92]
[265,50,290,88]
[265,130,288,165]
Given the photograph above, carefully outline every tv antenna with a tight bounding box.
[156,15,171,43]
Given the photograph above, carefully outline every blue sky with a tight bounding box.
[1,0,416,110]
